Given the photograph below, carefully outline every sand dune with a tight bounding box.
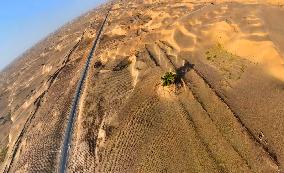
[1,0,284,172]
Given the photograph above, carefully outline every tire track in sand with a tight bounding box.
[148,40,280,172]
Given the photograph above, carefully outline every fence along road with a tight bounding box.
[59,8,111,173]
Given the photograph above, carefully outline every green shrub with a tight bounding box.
[161,72,176,86]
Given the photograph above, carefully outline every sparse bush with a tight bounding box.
[94,61,103,68]
[113,58,131,71]
[161,72,176,86]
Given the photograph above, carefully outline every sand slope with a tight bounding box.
[68,1,284,172]
[1,0,284,172]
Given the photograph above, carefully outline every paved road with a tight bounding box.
[58,9,111,173]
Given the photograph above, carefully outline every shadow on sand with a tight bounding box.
[175,60,194,85]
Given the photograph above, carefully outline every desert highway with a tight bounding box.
[58,8,111,173]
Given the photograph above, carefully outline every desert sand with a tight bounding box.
[1,0,284,172]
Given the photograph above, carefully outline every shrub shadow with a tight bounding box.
[175,60,194,85]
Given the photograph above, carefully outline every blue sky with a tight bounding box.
[0,0,105,70]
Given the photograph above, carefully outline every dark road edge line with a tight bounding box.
[2,32,86,173]
[58,8,111,173]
